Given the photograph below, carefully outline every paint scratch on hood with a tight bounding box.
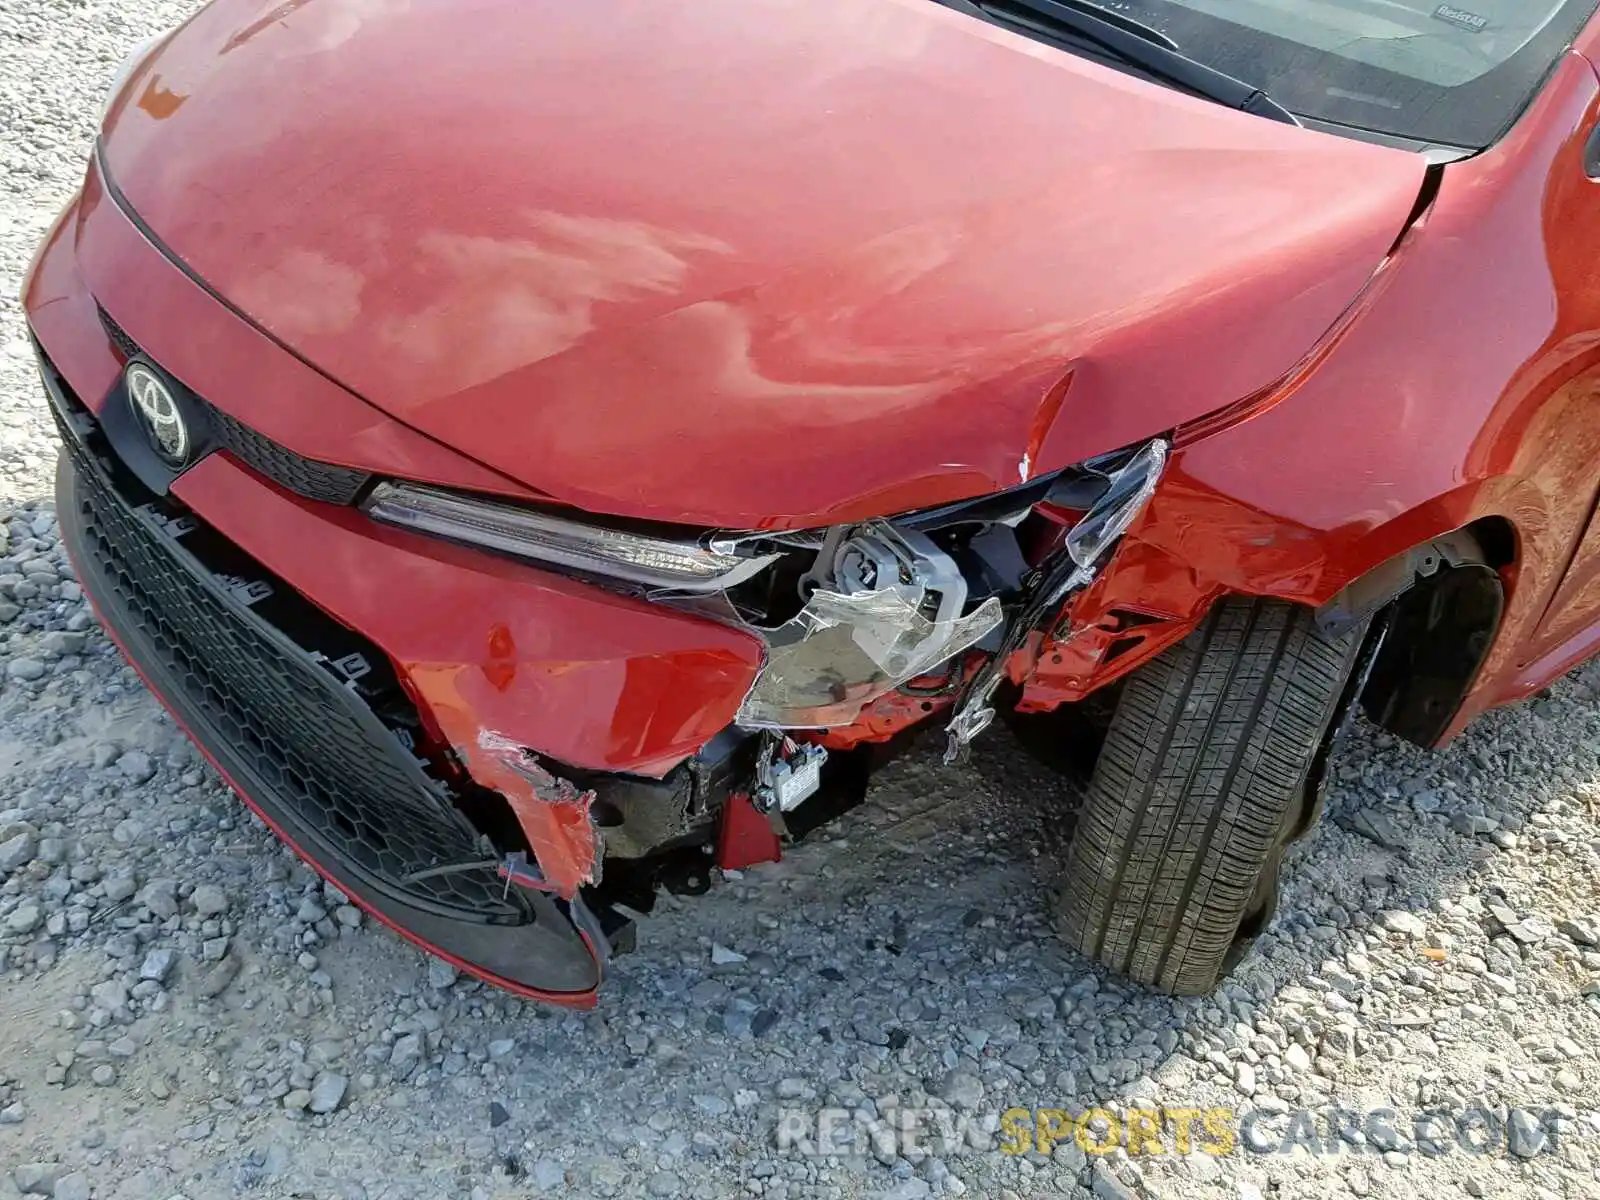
[465,729,600,899]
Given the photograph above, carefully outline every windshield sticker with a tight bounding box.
[1432,4,1488,32]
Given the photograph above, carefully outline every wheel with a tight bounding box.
[1055,596,1370,994]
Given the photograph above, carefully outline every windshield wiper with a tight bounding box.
[945,0,1299,126]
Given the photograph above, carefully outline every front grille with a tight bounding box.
[97,306,140,360]
[58,415,530,925]
[96,305,373,506]
[204,404,370,505]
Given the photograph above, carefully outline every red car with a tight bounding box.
[23,0,1600,1005]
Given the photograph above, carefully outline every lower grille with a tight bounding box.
[59,422,528,925]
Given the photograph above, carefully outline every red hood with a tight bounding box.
[100,0,1425,529]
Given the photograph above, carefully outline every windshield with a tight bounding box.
[1087,0,1598,147]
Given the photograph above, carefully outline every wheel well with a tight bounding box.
[1322,517,1511,747]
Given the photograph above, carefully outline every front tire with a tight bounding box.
[1056,596,1368,994]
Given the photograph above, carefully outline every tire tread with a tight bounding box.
[1057,597,1365,994]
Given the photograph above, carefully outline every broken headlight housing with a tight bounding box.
[363,439,1169,748]
[732,523,1006,729]
[730,438,1168,744]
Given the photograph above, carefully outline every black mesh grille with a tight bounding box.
[204,404,370,505]
[97,306,141,360]
[60,422,530,925]
[96,305,373,507]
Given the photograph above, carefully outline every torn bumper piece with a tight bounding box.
[460,729,602,901]
[944,438,1169,759]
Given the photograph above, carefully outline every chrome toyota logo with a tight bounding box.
[125,363,190,465]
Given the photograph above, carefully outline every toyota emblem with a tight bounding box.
[125,362,190,466]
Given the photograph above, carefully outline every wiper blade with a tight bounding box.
[1013,0,1179,51]
[957,0,1299,126]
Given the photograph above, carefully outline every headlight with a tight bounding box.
[100,33,168,125]
[364,436,1168,741]
[363,481,781,593]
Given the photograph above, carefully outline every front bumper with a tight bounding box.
[50,364,615,1002]
[26,171,770,1004]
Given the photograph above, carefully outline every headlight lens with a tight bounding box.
[1065,440,1166,567]
[364,482,781,593]
[735,582,1003,729]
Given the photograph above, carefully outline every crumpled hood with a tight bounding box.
[100,0,1426,529]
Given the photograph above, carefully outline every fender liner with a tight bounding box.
[1317,528,1505,747]
[1314,528,1488,637]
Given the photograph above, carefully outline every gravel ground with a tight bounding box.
[4,4,1600,1199]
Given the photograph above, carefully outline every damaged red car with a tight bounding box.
[24,0,1600,1003]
